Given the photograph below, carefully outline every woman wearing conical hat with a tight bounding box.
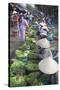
[39,25,49,39]
[37,20,49,40]
[36,38,52,60]
[38,56,58,74]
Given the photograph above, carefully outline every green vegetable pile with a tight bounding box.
[9,25,51,87]
[10,61,26,75]
[25,61,38,71]
[25,72,43,86]
[10,76,27,87]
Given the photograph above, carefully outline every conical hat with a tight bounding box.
[13,11,17,14]
[36,38,50,48]
[39,57,58,74]
[40,22,47,26]
[42,26,49,32]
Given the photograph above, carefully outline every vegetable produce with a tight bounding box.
[28,51,37,60]
[19,43,27,50]
[9,23,58,86]
[38,74,49,85]
[25,72,43,85]
[25,62,38,71]
[16,50,30,59]
[10,61,26,75]
[10,76,27,87]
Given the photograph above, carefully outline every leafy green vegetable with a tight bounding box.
[25,72,43,85]
[28,51,37,60]
[26,37,36,43]
[38,74,49,85]
[10,61,26,75]
[16,50,30,59]
[10,26,51,86]
[10,76,27,87]
[19,43,27,50]
[25,62,38,71]
[53,31,58,37]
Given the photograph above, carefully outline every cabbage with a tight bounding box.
[25,72,43,85]
[19,43,27,50]
[26,37,36,45]
[16,50,29,59]
[28,51,37,60]
[25,62,38,71]
[10,76,27,87]
[10,61,26,75]
[30,43,36,50]
[38,74,49,85]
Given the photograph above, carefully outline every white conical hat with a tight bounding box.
[42,26,49,32]
[39,56,58,74]
[36,38,50,48]
[13,11,17,14]
[40,22,47,26]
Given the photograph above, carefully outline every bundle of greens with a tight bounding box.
[25,62,38,71]
[10,76,27,87]
[25,72,43,85]
[38,74,49,85]
[19,43,27,50]
[28,50,37,60]
[16,50,30,59]
[10,61,26,75]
